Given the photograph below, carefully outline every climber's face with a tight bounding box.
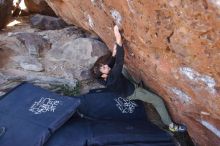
[100,64,111,75]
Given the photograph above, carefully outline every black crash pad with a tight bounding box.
[46,89,175,146]
[0,82,80,146]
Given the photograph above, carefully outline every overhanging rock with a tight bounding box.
[45,0,220,145]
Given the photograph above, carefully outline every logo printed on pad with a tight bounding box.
[115,97,137,113]
[29,97,60,114]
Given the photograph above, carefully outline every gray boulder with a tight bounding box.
[30,14,68,30]
[0,19,108,96]
[47,37,109,80]
[20,56,44,72]
[48,37,108,62]
[15,32,50,57]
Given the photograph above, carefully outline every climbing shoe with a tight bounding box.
[169,123,187,133]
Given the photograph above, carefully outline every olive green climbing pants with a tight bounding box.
[122,68,172,126]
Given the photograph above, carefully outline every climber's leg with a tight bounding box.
[129,87,172,125]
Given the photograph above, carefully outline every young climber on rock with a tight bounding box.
[91,25,187,133]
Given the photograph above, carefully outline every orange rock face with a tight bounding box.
[45,0,220,145]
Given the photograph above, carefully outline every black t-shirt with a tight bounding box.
[100,44,135,98]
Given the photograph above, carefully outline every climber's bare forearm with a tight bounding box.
[112,44,117,57]
[114,25,122,46]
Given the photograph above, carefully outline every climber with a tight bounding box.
[91,25,187,133]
